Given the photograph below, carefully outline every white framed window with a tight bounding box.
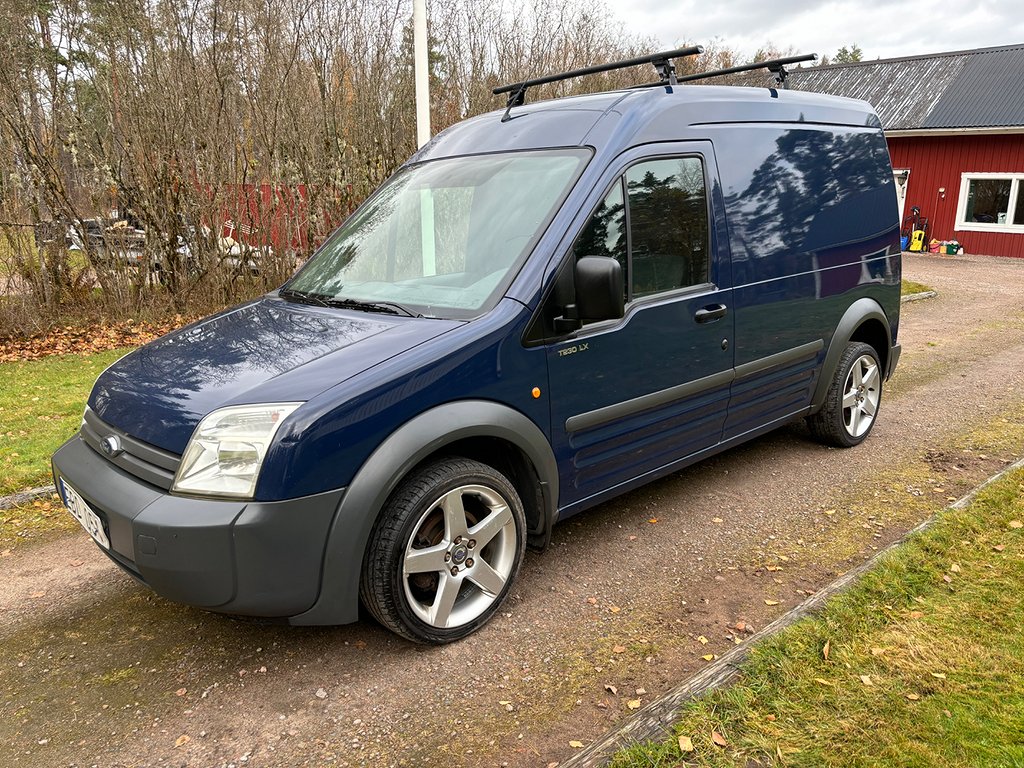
[955,172,1024,234]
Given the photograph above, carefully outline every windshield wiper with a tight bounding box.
[279,287,330,307]
[280,288,421,318]
[323,297,421,318]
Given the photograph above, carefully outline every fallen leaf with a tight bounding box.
[612,645,626,654]
[604,684,617,695]
[993,544,1006,552]
[174,735,190,748]
[648,518,658,524]
[627,699,641,710]
[698,635,709,645]
[569,740,584,749]
[943,709,953,718]
[175,688,187,697]
[860,675,873,686]
[764,599,780,606]
[733,621,746,632]
[69,558,84,567]
[907,693,921,701]
[608,605,621,614]
[1009,520,1023,529]
[711,731,728,747]
[765,714,777,721]
[702,654,716,661]
[678,735,695,752]
[822,640,831,661]
[950,563,961,573]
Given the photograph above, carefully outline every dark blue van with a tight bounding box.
[52,53,901,643]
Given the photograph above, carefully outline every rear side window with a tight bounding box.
[572,156,709,306]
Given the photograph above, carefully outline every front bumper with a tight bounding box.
[52,433,345,618]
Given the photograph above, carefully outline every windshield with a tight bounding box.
[283,148,590,319]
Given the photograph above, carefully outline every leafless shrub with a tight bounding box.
[0,0,776,337]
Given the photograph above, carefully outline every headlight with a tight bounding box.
[172,403,302,498]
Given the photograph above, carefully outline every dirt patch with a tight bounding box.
[2,253,1024,768]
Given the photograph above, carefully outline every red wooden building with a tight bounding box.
[791,44,1024,257]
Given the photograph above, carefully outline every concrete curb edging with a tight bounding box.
[901,290,938,303]
[0,484,57,510]
[562,454,1024,768]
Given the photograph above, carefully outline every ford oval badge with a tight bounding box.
[100,435,123,458]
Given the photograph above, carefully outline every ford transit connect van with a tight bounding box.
[53,51,901,643]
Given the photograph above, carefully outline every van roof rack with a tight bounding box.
[674,53,818,88]
[492,46,704,122]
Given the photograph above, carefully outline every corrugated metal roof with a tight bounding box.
[789,43,1024,130]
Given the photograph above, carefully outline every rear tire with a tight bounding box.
[360,457,526,644]
[808,342,882,448]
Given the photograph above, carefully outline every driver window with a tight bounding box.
[569,156,709,317]
[626,158,709,297]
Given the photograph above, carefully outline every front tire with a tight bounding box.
[808,342,882,448]
[360,457,526,644]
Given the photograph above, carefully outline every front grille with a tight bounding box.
[81,407,181,490]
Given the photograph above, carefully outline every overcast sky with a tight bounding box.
[603,0,1024,62]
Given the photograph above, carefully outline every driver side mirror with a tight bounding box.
[554,256,625,333]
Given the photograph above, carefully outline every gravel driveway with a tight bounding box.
[3,252,1024,768]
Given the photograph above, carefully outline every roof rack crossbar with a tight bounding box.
[493,45,704,119]
[675,53,818,88]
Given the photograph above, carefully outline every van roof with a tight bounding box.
[414,85,881,163]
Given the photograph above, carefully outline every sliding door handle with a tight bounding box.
[694,304,728,323]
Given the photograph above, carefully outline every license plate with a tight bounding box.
[59,478,110,549]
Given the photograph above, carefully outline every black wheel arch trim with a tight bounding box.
[811,297,893,412]
[289,400,558,626]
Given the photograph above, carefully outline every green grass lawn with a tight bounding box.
[0,348,132,496]
[901,279,933,296]
[611,467,1024,768]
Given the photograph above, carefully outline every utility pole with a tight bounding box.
[413,0,430,148]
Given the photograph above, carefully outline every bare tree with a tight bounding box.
[0,0,778,336]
